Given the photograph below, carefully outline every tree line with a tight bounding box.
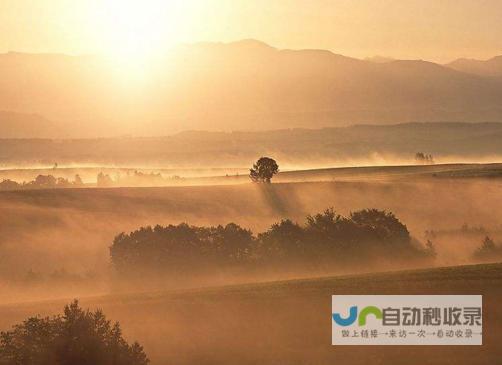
[110,208,436,276]
[0,174,83,191]
[0,157,278,191]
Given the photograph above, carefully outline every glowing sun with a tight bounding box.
[93,0,192,76]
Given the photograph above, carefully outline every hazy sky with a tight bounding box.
[1,0,501,62]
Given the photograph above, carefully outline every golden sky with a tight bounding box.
[1,0,501,63]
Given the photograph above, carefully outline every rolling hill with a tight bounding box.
[0,263,500,364]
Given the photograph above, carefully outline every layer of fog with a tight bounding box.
[1,175,501,304]
[2,155,502,188]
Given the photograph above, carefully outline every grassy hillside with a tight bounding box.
[0,263,500,364]
[1,171,501,293]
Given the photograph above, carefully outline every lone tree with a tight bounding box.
[249,157,279,183]
[0,300,149,365]
[473,236,502,261]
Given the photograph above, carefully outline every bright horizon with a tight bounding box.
[1,0,502,64]
[2,0,502,138]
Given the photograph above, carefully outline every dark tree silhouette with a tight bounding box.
[110,223,254,275]
[425,240,437,258]
[0,300,149,365]
[33,175,57,187]
[74,174,84,186]
[249,157,279,183]
[56,177,70,187]
[257,219,306,261]
[350,208,411,245]
[0,179,20,191]
[97,172,113,187]
[110,208,433,277]
[0,175,87,191]
[415,152,434,165]
[473,236,502,261]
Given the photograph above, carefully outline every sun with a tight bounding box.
[91,0,191,78]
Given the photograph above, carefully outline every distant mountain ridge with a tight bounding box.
[2,122,502,166]
[1,40,502,138]
[447,56,502,77]
[0,111,61,138]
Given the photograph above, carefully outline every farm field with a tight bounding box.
[1,163,501,363]
[0,263,500,364]
[2,162,502,186]
[1,164,501,300]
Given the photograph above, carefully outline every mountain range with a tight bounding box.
[1,39,502,138]
[447,56,502,77]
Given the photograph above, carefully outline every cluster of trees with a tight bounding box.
[110,208,435,276]
[0,170,177,191]
[96,172,114,187]
[22,268,96,286]
[425,224,489,240]
[0,300,148,365]
[1,157,278,191]
[0,175,83,191]
[97,171,173,187]
[110,223,254,273]
[98,157,279,188]
[415,152,435,165]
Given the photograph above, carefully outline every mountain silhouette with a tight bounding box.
[0,111,61,138]
[1,41,502,137]
[447,56,502,77]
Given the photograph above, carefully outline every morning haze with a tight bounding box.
[0,2,501,365]
[2,41,502,137]
[2,0,502,62]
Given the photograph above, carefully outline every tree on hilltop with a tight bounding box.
[249,157,279,183]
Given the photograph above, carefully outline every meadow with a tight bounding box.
[0,163,501,298]
[0,163,501,364]
[0,263,499,364]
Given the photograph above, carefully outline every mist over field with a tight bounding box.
[2,122,502,168]
[2,93,502,365]
[1,168,501,303]
[2,1,502,363]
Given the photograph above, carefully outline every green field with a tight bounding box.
[0,263,500,364]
